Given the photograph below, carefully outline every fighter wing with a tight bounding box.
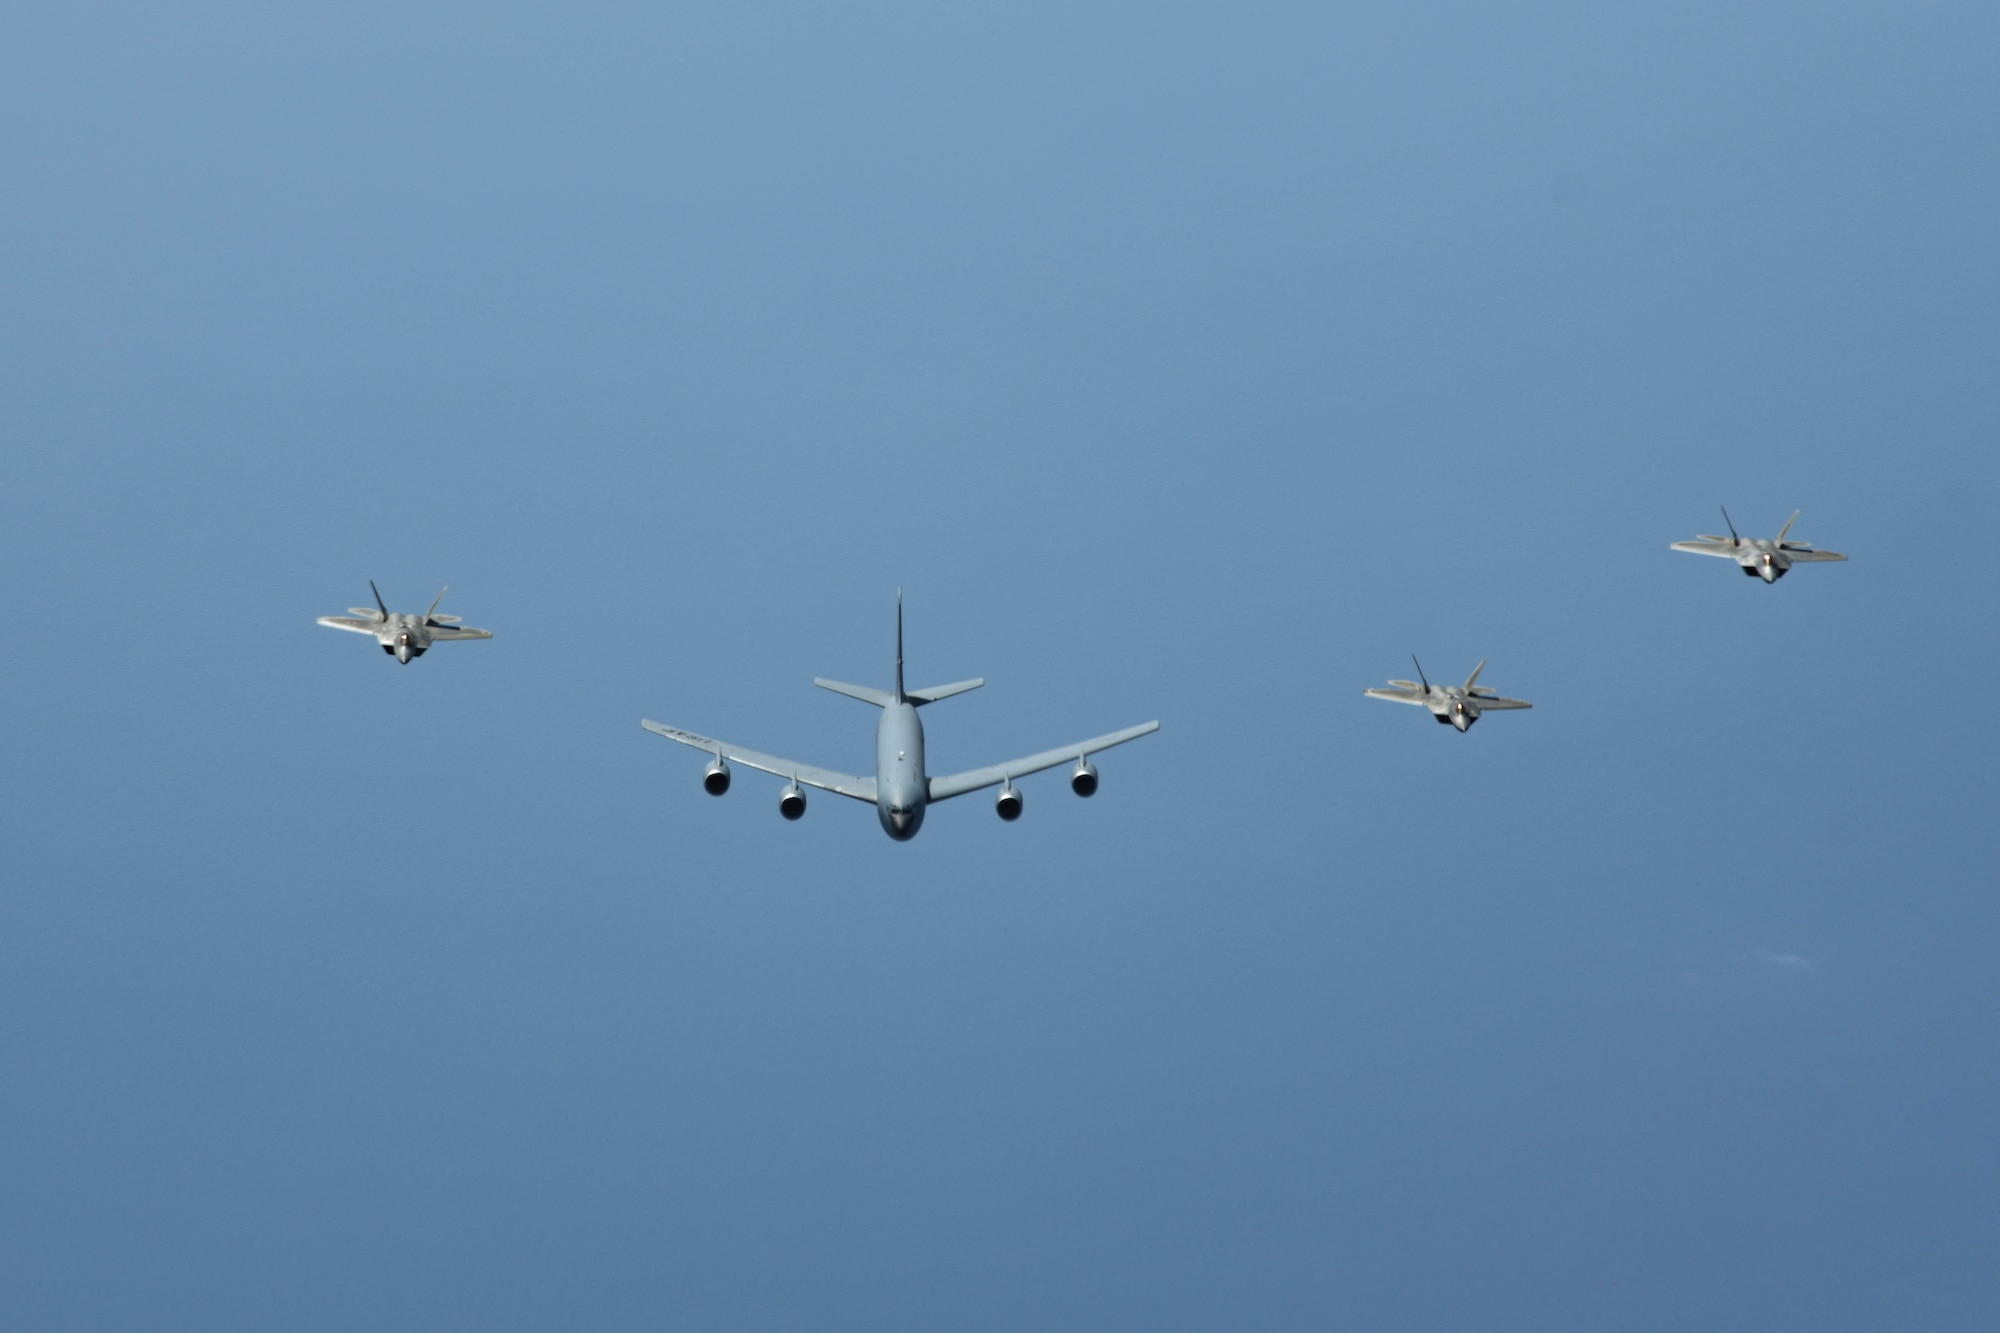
[640,720,877,803]
[426,625,494,640]
[1670,540,1740,558]
[926,720,1159,802]
[1472,696,1532,710]
[1365,686,1429,706]
[318,616,385,635]
[1781,548,1847,562]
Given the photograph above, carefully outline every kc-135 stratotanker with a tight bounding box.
[643,593,1158,841]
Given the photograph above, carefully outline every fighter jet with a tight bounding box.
[1366,657,1531,732]
[317,582,492,663]
[642,593,1159,841]
[1672,508,1846,583]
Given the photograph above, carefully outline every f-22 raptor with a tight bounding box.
[1672,508,1846,583]
[643,594,1159,841]
[1366,657,1531,732]
[317,582,493,663]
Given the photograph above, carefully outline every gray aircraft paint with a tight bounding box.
[643,593,1158,841]
[1366,657,1532,733]
[317,582,493,663]
[1671,507,1848,583]
[875,702,928,839]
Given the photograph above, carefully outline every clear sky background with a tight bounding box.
[2,2,1996,1328]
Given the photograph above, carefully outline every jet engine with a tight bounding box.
[995,781,1023,821]
[779,782,806,820]
[1070,759,1098,797]
[702,757,732,795]
[1742,552,1789,582]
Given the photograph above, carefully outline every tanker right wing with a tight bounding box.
[641,720,877,802]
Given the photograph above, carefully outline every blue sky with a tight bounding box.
[3,2,1997,1327]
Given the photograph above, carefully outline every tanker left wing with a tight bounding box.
[927,720,1160,802]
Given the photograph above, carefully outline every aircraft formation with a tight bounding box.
[316,506,1844,841]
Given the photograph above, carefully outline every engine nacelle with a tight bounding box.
[1069,759,1098,797]
[779,782,806,820]
[995,782,1023,821]
[702,757,732,795]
